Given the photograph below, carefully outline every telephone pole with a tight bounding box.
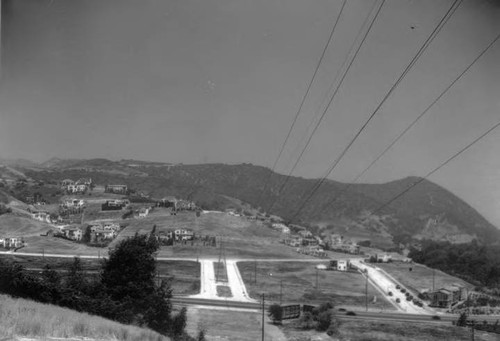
[261,294,265,341]
[365,270,368,312]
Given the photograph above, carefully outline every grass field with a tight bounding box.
[186,307,285,341]
[111,211,318,259]
[376,262,474,294]
[0,255,200,296]
[157,260,200,295]
[0,214,53,237]
[0,294,170,340]
[282,319,498,341]
[238,261,394,310]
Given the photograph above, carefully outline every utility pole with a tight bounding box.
[432,268,435,292]
[365,270,368,312]
[42,248,45,262]
[261,294,265,341]
[254,260,257,284]
[471,320,475,341]
[315,268,319,289]
[280,280,283,306]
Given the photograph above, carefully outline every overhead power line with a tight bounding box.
[367,119,500,219]
[266,0,386,213]
[318,29,500,215]
[255,0,348,206]
[289,0,464,220]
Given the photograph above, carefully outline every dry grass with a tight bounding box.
[0,215,53,237]
[111,211,319,259]
[157,260,200,295]
[376,262,474,293]
[216,286,232,298]
[238,262,394,310]
[324,320,497,341]
[0,294,170,341]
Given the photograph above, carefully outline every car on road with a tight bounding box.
[388,291,393,296]
[396,298,400,303]
[401,288,406,293]
[396,284,401,289]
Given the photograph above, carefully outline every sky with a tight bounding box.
[1,0,500,226]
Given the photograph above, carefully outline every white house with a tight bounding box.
[337,260,349,271]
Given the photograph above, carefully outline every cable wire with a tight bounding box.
[289,0,464,220]
[318,29,500,215]
[267,0,385,213]
[367,119,500,218]
[255,0,348,206]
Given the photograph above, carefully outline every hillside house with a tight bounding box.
[62,227,83,241]
[102,200,126,211]
[32,211,51,223]
[138,207,151,218]
[67,184,87,193]
[429,286,466,308]
[174,229,194,241]
[2,237,25,248]
[61,179,74,188]
[272,223,290,234]
[329,234,343,246]
[158,196,177,209]
[64,199,85,208]
[90,228,116,243]
[105,184,128,194]
[337,260,349,271]
[76,178,92,186]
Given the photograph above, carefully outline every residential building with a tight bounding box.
[105,184,128,194]
[174,229,194,241]
[62,227,83,241]
[337,260,349,271]
[2,237,25,248]
[429,286,465,308]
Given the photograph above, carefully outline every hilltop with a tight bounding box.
[5,158,499,247]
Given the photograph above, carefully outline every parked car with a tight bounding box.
[401,288,406,293]
[396,298,401,303]
[388,291,393,296]
[396,285,401,289]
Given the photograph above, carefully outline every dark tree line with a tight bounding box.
[0,233,194,340]
[409,240,500,288]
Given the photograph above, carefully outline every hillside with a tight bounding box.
[14,158,500,245]
[0,294,170,341]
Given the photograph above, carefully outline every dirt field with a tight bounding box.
[238,261,394,310]
[376,262,474,293]
[185,307,286,341]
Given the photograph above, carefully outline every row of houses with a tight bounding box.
[157,197,196,211]
[61,178,92,194]
[0,237,25,249]
[105,184,128,194]
[157,229,195,241]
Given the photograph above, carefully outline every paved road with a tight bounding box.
[351,259,433,315]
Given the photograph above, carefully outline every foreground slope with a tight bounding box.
[0,294,170,341]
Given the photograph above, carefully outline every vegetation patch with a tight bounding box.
[216,285,232,298]
[238,261,393,310]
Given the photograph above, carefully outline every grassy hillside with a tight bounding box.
[0,214,53,237]
[18,159,500,244]
[0,294,170,340]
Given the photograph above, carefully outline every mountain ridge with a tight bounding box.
[10,157,500,245]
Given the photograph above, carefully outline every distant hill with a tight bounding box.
[14,158,500,246]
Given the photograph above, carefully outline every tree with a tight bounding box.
[101,234,173,334]
[457,312,468,327]
[171,307,187,337]
[267,304,283,324]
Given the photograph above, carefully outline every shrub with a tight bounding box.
[316,311,332,331]
[298,312,315,330]
[267,304,283,324]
